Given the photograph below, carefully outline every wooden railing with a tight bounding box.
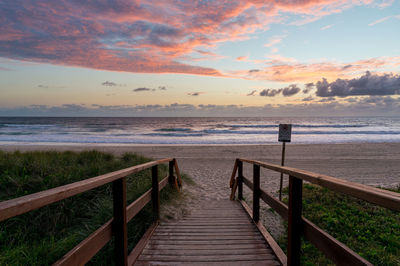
[229,158,400,266]
[0,158,182,266]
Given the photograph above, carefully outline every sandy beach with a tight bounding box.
[1,142,399,238]
[2,143,399,191]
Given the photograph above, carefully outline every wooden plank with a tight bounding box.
[173,159,183,189]
[230,177,238,200]
[260,188,289,221]
[303,218,372,266]
[55,174,171,266]
[54,219,113,266]
[147,239,267,245]
[150,235,264,240]
[153,232,261,236]
[287,175,302,266]
[155,229,259,233]
[137,254,277,262]
[128,222,158,266]
[141,249,273,256]
[165,222,252,226]
[238,160,243,200]
[229,159,238,188]
[113,178,128,266]
[127,190,151,222]
[135,260,280,266]
[242,176,253,191]
[0,158,174,222]
[239,200,287,266]
[238,158,400,211]
[143,244,270,250]
[255,221,287,266]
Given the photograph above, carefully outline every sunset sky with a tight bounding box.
[0,0,399,116]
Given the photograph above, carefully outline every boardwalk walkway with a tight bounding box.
[135,200,280,265]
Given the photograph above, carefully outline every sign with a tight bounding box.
[278,124,292,142]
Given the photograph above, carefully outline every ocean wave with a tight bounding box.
[155,127,192,132]
[218,124,368,129]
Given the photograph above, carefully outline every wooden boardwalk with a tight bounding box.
[135,200,281,265]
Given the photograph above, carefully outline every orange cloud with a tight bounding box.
[0,0,382,76]
[232,56,400,82]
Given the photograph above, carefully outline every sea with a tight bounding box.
[0,117,400,145]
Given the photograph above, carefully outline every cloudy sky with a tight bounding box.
[0,0,399,116]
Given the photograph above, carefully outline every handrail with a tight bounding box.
[0,158,183,266]
[230,158,400,266]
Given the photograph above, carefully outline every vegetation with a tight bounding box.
[0,150,183,265]
[278,184,400,266]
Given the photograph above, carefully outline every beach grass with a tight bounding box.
[278,184,400,266]
[0,150,182,265]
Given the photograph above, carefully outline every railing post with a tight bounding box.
[253,164,260,222]
[238,160,243,200]
[168,160,176,186]
[287,175,303,266]
[112,177,128,266]
[152,165,160,220]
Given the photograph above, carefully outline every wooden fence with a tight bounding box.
[229,158,400,266]
[0,158,182,266]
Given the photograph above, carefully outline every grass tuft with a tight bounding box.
[0,150,182,265]
[278,184,400,266]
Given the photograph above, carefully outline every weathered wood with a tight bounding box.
[173,159,183,189]
[0,158,174,222]
[153,232,261,236]
[253,164,260,222]
[113,178,128,266]
[239,158,400,211]
[137,254,277,262]
[151,166,160,220]
[260,188,289,221]
[230,177,238,200]
[238,160,243,200]
[137,200,280,266]
[287,175,302,266]
[256,221,287,266]
[168,160,175,185]
[54,219,113,266]
[144,243,271,250]
[302,218,372,266]
[127,190,151,222]
[151,235,264,240]
[229,159,238,188]
[128,222,158,265]
[135,261,280,266]
[141,249,273,255]
[239,200,287,266]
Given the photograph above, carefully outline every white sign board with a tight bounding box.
[278,124,292,142]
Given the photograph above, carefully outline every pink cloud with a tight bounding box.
[0,0,379,76]
[232,56,400,82]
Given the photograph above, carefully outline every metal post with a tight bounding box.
[279,142,286,201]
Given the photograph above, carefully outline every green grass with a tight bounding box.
[0,150,183,265]
[278,184,400,265]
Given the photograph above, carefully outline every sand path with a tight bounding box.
[2,143,399,237]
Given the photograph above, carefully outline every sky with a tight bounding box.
[0,0,399,116]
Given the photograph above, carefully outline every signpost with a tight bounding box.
[278,124,291,201]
